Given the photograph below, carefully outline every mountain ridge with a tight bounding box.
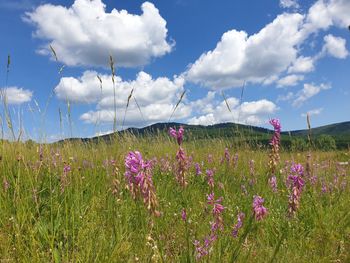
[60,121,350,145]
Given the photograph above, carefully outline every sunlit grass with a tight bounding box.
[0,134,349,262]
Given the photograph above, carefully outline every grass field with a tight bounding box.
[0,126,349,262]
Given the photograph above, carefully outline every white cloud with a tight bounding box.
[25,0,173,67]
[303,0,350,34]
[186,13,305,89]
[322,34,348,59]
[301,108,323,117]
[288,56,315,73]
[277,91,294,102]
[280,0,299,9]
[1,87,33,105]
[277,74,304,87]
[186,0,350,90]
[293,83,331,107]
[80,103,191,127]
[188,97,278,126]
[55,71,190,127]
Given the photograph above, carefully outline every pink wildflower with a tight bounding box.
[268,176,278,192]
[194,163,202,176]
[181,208,187,222]
[206,169,215,189]
[232,212,245,238]
[252,195,268,221]
[169,126,184,145]
[287,163,305,217]
[125,151,159,216]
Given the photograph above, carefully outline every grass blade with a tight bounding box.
[169,90,186,122]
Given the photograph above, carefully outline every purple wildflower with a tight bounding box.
[169,127,189,187]
[194,162,202,176]
[206,169,215,189]
[252,195,268,221]
[220,148,231,164]
[125,151,159,216]
[169,126,184,145]
[181,208,187,222]
[207,193,224,231]
[268,119,281,193]
[175,147,189,187]
[194,234,217,260]
[287,163,305,217]
[194,193,224,260]
[232,212,245,238]
[268,176,278,192]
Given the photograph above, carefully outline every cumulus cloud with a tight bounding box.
[188,96,278,126]
[1,87,33,104]
[293,83,331,107]
[80,103,190,126]
[280,0,299,9]
[185,0,350,90]
[322,34,348,59]
[25,0,173,67]
[186,13,305,89]
[277,74,304,87]
[303,0,350,34]
[288,56,315,73]
[55,71,190,127]
[301,108,323,117]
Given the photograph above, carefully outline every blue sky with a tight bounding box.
[0,0,349,141]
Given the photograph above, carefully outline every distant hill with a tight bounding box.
[59,121,350,149]
[284,121,350,136]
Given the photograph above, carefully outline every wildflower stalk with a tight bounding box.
[230,215,255,262]
[268,119,281,192]
[169,126,189,187]
[287,163,305,217]
[124,151,160,216]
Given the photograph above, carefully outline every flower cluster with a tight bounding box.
[169,127,189,187]
[194,234,217,260]
[252,195,268,221]
[268,176,278,192]
[207,193,225,232]
[232,212,245,238]
[125,151,160,216]
[268,118,281,192]
[169,126,184,146]
[287,163,305,217]
[220,148,231,165]
[194,193,225,260]
[194,162,202,176]
[206,169,215,189]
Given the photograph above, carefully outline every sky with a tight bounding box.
[0,0,349,142]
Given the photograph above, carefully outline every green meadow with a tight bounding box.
[0,133,349,262]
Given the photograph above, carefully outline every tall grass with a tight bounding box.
[0,133,349,262]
